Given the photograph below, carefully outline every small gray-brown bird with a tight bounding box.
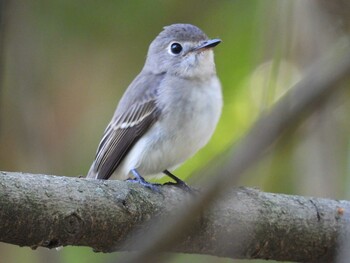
[87,24,222,190]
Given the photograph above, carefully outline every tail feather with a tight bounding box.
[86,162,98,179]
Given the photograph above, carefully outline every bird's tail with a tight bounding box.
[86,162,98,179]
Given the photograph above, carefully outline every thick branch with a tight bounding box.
[0,171,349,262]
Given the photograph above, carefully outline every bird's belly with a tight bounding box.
[143,118,214,177]
[111,107,218,180]
[112,81,222,180]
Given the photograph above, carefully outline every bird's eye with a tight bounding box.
[170,43,183,55]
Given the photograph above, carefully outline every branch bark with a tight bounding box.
[0,171,349,262]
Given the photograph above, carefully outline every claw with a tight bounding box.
[163,170,194,194]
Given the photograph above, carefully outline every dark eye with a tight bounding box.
[170,43,183,54]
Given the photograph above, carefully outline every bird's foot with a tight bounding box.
[164,180,193,192]
[128,169,161,192]
[163,170,194,193]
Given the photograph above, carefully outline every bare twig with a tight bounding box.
[120,44,350,263]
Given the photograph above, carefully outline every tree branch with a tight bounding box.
[0,171,349,262]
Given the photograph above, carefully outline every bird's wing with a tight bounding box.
[89,72,164,180]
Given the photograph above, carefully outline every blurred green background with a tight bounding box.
[1,0,350,262]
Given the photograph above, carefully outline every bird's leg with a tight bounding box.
[163,170,192,192]
[128,169,160,192]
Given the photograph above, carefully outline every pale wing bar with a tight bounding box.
[93,99,160,180]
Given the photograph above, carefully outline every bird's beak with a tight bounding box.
[194,39,221,52]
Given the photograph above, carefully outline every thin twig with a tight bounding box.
[120,44,350,263]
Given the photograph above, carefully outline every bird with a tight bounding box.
[87,23,222,191]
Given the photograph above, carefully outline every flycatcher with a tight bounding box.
[87,24,222,190]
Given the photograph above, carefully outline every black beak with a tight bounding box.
[194,39,221,51]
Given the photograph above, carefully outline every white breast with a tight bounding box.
[112,76,222,180]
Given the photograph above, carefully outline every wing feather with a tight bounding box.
[93,99,160,179]
[88,72,165,180]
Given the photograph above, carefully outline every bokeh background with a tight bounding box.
[1,0,350,262]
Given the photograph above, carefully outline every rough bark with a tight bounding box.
[0,171,349,262]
